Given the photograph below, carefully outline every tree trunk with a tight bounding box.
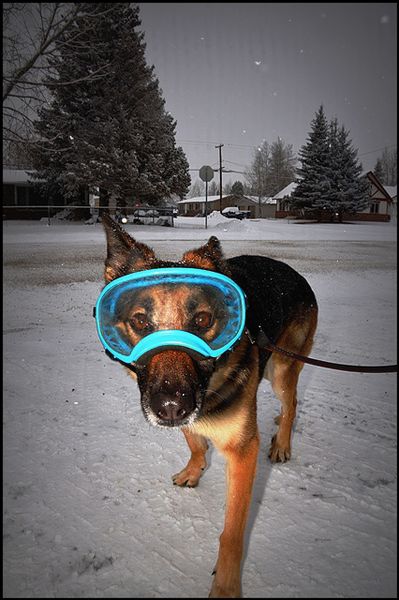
[108,192,117,215]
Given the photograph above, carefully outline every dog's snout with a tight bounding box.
[152,387,196,425]
[138,351,207,427]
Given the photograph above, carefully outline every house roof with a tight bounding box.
[272,182,297,200]
[2,168,37,184]
[178,195,222,205]
[247,195,276,205]
[365,171,392,202]
[383,185,397,200]
[178,194,258,205]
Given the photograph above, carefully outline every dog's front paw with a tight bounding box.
[268,434,291,463]
[209,576,241,598]
[172,464,205,487]
[209,563,241,598]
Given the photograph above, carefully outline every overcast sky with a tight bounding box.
[138,2,397,185]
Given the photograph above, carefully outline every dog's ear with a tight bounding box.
[101,212,156,282]
[182,236,226,271]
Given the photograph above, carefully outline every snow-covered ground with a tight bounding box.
[3,216,397,598]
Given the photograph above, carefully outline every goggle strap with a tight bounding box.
[105,349,139,373]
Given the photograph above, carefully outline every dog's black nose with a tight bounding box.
[151,390,195,425]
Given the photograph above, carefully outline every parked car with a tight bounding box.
[116,208,173,226]
[222,206,250,220]
[132,209,158,224]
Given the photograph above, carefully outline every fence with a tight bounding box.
[2,204,177,226]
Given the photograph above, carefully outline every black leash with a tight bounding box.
[103,330,397,374]
[249,328,397,374]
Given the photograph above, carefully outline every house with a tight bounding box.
[246,195,277,218]
[358,171,395,222]
[2,166,87,219]
[384,185,397,221]
[272,182,298,218]
[178,194,261,218]
[3,167,45,218]
[272,173,396,221]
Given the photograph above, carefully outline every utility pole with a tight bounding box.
[215,143,224,212]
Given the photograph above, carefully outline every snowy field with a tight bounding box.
[3,216,397,598]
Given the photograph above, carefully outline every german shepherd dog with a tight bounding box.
[100,213,318,597]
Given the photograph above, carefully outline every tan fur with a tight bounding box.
[100,216,318,598]
[189,406,249,449]
[190,342,259,449]
[172,430,208,487]
[210,429,260,598]
[182,343,260,597]
[182,251,215,270]
[267,308,318,462]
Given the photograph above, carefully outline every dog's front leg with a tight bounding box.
[210,430,259,598]
[172,429,208,487]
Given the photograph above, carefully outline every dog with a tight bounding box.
[98,212,318,597]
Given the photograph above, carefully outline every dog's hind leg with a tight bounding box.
[268,357,302,463]
[172,430,208,487]
[267,310,317,463]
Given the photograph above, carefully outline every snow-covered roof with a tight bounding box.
[383,185,397,200]
[178,194,258,205]
[247,195,276,205]
[178,195,223,205]
[2,168,38,184]
[272,182,297,200]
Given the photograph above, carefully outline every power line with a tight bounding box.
[187,139,397,186]
[225,159,248,168]
[177,138,396,157]
[189,168,244,174]
[358,144,397,157]
[177,138,259,150]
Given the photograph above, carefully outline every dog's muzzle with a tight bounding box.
[137,350,213,428]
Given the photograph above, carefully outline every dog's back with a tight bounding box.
[227,254,317,372]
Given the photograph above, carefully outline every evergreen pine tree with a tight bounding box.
[320,117,343,217]
[334,124,369,219]
[291,106,368,221]
[314,119,368,221]
[208,180,219,196]
[290,105,331,215]
[30,3,190,206]
[231,180,244,196]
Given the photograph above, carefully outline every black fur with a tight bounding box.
[227,255,318,377]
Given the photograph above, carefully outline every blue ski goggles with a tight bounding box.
[94,267,246,364]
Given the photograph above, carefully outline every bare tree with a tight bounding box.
[244,140,271,198]
[2,3,115,164]
[189,179,205,197]
[223,181,233,195]
[267,137,296,196]
[380,147,397,186]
